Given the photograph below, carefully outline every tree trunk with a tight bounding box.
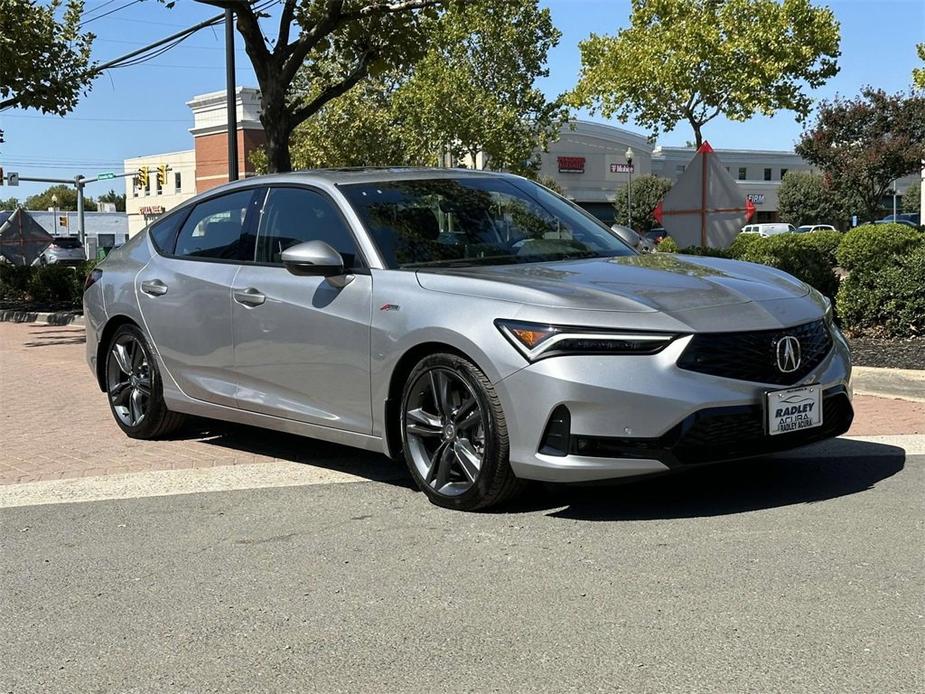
[263,118,293,173]
[691,121,704,150]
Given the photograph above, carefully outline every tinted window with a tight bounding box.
[255,187,359,267]
[52,237,82,249]
[149,212,186,254]
[174,190,257,260]
[340,177,634,269]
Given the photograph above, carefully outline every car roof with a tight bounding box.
[229,167,521,188]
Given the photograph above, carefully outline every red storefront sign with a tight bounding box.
[557,156,586,173]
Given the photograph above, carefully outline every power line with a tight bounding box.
[80,0,144,27]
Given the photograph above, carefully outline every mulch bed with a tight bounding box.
[847,336,925,371]
[0,300,81,314]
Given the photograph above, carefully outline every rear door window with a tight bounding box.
[174,189,261,261]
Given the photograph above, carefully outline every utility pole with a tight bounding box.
[225,8,239,182]
[76,176,86,244]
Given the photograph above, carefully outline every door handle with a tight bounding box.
[233,287,267,307]
[140,279,168,297]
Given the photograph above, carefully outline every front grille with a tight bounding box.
[677,320,833,386]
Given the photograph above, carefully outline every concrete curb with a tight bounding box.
[853,366,925,403]
[0,310,84,327]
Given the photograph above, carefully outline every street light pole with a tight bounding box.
[625,147,635,229]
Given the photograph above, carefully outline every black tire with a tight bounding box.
[400,352,523,511]
[104,323,185,439]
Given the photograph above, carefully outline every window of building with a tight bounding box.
[255,187,359,268]
[175,171,182,192]
[764,168,772,181]
[780,168,788,179]
[738,167,747,181]
[675,164,685,175]
[174,189,259,260]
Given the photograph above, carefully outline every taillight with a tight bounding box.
[84,268,102,291]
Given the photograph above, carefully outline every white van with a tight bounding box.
[740,223,796,237]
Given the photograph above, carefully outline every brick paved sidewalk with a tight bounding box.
[0,322,921,486]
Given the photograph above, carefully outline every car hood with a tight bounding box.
[415,254,810,314]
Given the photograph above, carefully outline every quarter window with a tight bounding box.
[174,189,258,260]
[255,187,359,267]
[149,211,186,254]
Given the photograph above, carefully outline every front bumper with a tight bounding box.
[495,330,853,483]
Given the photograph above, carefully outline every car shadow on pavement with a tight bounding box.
[23,327,86,347]
[513,439,906,521]
[176,418,416,489]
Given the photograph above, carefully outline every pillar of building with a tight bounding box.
[188,87,266,193]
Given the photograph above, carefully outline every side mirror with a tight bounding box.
[281,240,345,277]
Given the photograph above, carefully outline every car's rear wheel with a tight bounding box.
[105,324,185,439]
[400,353,522,511]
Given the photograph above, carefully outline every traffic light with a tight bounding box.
[0,128,5,144]
[0,167,4,186]
[138,166,150,189]
[157,164,169,187]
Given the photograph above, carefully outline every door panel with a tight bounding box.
[232,268,373,432]
[137,256,239,406]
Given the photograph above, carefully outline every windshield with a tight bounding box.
[339,176,635,269]
[52,237,82,249]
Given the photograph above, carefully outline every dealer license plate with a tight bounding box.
[766,385,823,436]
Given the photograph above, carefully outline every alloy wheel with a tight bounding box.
[106,334,151,427]
[403,367,487,497]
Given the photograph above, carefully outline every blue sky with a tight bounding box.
[1,0,922,201]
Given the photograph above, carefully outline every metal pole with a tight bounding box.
[225,8,239,182]
[892,180,898,220]
[76,176,86,246]
[628,169,633,229]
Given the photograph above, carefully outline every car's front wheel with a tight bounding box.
[400,353,522,511]
[104,324,185,439]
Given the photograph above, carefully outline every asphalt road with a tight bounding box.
[2,445,922,693]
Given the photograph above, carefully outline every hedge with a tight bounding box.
[0,262,95,306]
[836,223,922,273]
[736,231,842,300]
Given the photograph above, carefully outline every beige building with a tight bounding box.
[124,87,265,236]
[124,149,196,236]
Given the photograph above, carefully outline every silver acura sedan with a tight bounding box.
[84,169,853,510]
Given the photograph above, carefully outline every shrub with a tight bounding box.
[838,244,925,337]
[0,264,34,299]
[727,232,763,259]
[836,223,923,273]
[27,265,83,304]
[656,237,679,252]
[737,233,841,299]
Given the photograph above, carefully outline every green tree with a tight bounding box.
[391,0,565,174]
[25,185,97,212]
[567,0,840,147]
[903,181,920,215]
[914,44,925,90]
[0,196,21,210]
[224,0,480,174]
[613,175,673,232]
[0,0,95,113]
[281,0,564,174]
[796,88,925,223]
[777,171,850,229]
[97,189,126,212]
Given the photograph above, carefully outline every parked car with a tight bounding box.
[39,236,86,266]
[84,169,854,510]
[874,217,920,229]
[646,227,669,245]
[795,224,838,234]
[610,224,654,252]
[740,223,796,237]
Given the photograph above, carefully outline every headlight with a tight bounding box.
[495,319,678,362]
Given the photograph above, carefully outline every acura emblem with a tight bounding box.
[776,336,801,373]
